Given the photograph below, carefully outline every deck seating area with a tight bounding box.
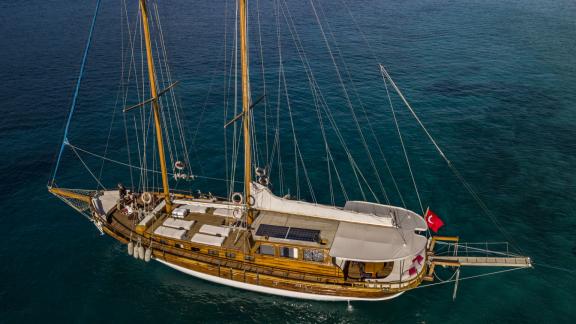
[129,201,241,249]
[199,224,231,237]
[190,233,226,247]
[181,205,208,214]
[163,218,195,230]
[154,225,187,240]
[136,200,166,232]
[213,208,236,218]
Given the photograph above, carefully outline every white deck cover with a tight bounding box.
[251,184,394,227]
[199,224,231,237]
[191,233,226,247]
[329,222,427,262]
[163,218,196,230]
[153,226,187,240]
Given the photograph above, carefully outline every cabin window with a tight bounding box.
[280,247,299,259]
[257,244,275,256]
[244,255,254,261]
[303,249,324,262]
[208,249,219,256]
[175,243,184,249]
[191,247,200,252]
[226,252,236,259]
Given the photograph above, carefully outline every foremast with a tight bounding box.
[139,0,172,212]
[239,0,254,224]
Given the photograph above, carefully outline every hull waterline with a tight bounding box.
[156,258,405,301]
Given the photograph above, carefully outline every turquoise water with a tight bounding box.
[1,0,575,322]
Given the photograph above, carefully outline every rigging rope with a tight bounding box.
[379,64,525,254]
[68,143,238,184]
[50,0,102,185]
[69,143,106,190]
[310,0,382,204]
[255,0,270,167]
[314,0,391,205]
[336,0,530,255]
[279,0,363,201]
[381,75,425,214]
[414,267,529,290]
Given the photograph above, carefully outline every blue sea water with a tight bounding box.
[1,0,575,322]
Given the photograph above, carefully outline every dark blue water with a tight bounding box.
[1,0,575,322]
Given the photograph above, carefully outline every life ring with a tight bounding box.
[233,208,242,219]
[231,192,243,205]
[141,192,153,204]
[258,176,269,186]
[175,161,185,170]
[247,195,256,206]
[255,167,266,177]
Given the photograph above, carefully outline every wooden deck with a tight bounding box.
[429,256,532,268]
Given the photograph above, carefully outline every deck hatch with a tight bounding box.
[256,224,320,242]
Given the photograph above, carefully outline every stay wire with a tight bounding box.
[50,0,102,185]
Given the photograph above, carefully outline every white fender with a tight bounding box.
[127,242,134,256]
[138,246,145,260]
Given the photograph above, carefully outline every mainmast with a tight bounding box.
[239,0,253,224]
[139,0,172,212]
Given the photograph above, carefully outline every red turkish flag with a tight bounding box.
[425,208,445,233]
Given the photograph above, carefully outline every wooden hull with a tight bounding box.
[50,187,426,301]
[101,215,425,301]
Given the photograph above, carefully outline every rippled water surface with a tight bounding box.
[1,0,575,322]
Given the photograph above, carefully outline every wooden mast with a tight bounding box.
[139,0,172,212]
[239,0,253,224]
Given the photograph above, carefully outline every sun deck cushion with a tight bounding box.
[190,233,226,247]
[213,208,234,218]
[153,225,187,240]
[199,224,231,237]
[181,205,208,214]
[138,201,166,228]
[171,207,188,218]
[163,218,195,230]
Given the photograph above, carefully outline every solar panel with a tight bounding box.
[256,224,289,239]
[256,224,320,243]
[286,227,320,242]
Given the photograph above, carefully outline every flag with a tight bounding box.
[425,208,445,233]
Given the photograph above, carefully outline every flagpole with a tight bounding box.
[425,206,431,238]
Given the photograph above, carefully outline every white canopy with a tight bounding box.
[252,184,395,227]
[344,201,428,231]
[329,222,427,262]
